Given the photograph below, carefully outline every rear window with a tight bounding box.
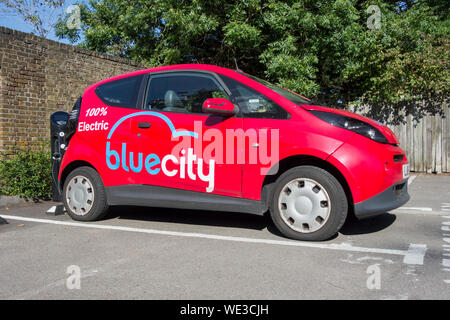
[95,74,144,108]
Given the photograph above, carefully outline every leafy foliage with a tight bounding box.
[55,0,449,124]
[0,0,66,38]
[0,143,52,200]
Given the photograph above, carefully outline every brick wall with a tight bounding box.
[0,26,145,151]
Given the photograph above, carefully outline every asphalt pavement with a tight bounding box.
[0,174,449,299]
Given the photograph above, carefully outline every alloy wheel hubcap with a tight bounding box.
[278,178,331,233]
[66,175,94,216]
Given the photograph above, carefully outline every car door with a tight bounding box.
[218,74,288,200]
[127,71,243,197]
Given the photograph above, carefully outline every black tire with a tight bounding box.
[269,166,348,241]
[62,166,109,221]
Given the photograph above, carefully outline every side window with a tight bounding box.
[144,72,228,114]
[219,75,289,119]
[95,74,144,108]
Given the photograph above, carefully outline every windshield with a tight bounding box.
[238,72,312,105]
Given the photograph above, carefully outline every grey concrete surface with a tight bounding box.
[0,196,28,209]
[0,174,449,299]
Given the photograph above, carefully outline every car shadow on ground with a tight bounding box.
[105,206,396,240]
[339,213,396,236]
[107,206,268,231]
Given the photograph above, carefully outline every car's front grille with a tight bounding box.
[393,154,405,162]
[395,183,405,196]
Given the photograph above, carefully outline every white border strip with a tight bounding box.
[398,207,433,212]
[1,214,427,265]
[408,175,417,186]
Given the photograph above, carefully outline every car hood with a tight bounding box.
[301,105,399,145]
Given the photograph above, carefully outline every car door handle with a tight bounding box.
[138,122,151,129]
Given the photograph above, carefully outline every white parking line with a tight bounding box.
[398,207,432,212]
[408,175,417,186]
[393,207,447,215]
[441,214,449,284]
[393,207,450,216]
[403,244,427,265]
[1,214,427,265]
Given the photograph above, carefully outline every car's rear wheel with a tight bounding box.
[63,166,109,221]
[269,166,348,241]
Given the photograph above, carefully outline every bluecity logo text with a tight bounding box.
[105,113,280,193]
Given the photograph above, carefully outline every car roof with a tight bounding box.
[84,63,300,111]
[92,64,241,87]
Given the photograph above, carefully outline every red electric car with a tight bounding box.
[50,64,410,241]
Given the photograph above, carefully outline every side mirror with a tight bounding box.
[202,98,238,116]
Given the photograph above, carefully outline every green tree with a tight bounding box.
[56,0,449,124]
[1,0,67,38]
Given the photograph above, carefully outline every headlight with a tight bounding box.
[308,110,389,143]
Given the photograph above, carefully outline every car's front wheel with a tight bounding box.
[63,166,109,221]
[269,166,348,241]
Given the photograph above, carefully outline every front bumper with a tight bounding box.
[354,178,410,219]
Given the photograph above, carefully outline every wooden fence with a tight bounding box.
[380,106,449,173]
